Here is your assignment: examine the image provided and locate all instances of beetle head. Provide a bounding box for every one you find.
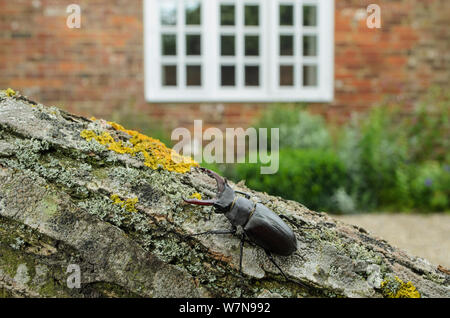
[183,168,235,213]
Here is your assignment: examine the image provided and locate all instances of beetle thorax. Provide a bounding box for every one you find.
[224,196,254,227]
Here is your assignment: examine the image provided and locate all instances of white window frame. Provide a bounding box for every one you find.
[144,0,334,102]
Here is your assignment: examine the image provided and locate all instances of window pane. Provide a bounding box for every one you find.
[303,35,317,56]
[303,65,317,86]
[221,65,235,86]
[220,5,235,26]
[162,34,176,56]
[185,0,201,25]
[162,65,177,86]
[221,35,235,56]
[279,5,293,26]
[245,35,259,56]
[186,34,201,55]
[303,5,317,26]
[244,5,259,26]
[160,2,177,26]
[245,65,259,86]
[280,35,293,56]
[186,65,201,86]
[280,65,294,86]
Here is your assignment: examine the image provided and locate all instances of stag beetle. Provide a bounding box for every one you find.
[183,168,297,280]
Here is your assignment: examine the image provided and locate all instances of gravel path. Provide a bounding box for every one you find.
[334,213,450,268]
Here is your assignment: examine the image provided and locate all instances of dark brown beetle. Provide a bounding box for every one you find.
[183,168,297,279]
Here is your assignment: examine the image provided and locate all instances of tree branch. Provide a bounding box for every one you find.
[0,90,448,297]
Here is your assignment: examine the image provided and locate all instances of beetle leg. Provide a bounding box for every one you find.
[188,228,237,236]
[182,198,216,206]
[187,225,237,237]
[265,252,309,288]
[239,235,245,273]
[264,251,290,282]
[235,190,251,199]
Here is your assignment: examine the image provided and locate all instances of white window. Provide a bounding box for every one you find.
[144,0,334,102]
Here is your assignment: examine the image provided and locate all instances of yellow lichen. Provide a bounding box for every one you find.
[381,276,421,298]
[110,194,122,205]
[123,197,139,213]
[190,192,202,200]
[110,194,139,213]
[80,120,198,173]
[4,88,16,97]
[80,130,99,141]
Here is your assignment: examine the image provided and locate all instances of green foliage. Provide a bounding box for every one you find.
[202,162,240,181]
[211,88,449,214]
[234,149,346,212]
[409,162,450,211]
[253,104,332,151]
[336,89,449,212]
[337,107,410,210]
[402,87,450,163]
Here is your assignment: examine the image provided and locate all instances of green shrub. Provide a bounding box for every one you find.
[410,161,450,211]
[336,94,449,213]
[201,162,240,181]
[402,87,450,163]
[204,96,449,213]
[234,149,346,212]
[337,107,410,210]
[253,104,332,151]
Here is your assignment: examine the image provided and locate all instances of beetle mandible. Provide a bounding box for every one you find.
[183,168,297,279]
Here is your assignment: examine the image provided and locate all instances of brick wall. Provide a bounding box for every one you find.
[1,0,448,134]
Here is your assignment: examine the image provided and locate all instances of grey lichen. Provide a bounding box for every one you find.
[7,138,49,169]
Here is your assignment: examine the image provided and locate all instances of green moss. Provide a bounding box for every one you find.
[92,167,109,180]
[0,217,83,297]
[39,194,59,217]
[84,282,140,298]
[38,279,60,297]
[0,245,30,278]
[0,220,36,278]
[380,276,421,298]
[0,287,14,298]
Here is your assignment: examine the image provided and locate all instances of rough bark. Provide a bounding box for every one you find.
[0,90,448,298]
